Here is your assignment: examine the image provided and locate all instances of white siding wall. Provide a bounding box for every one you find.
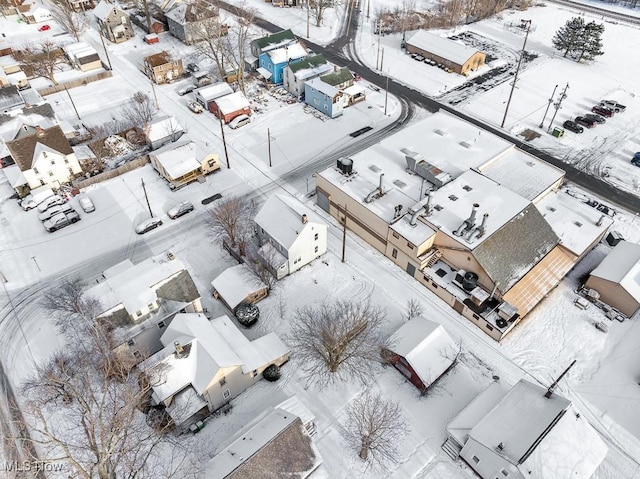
[24,152,82,189]
[460,438,523,479]
[287,221,328,275]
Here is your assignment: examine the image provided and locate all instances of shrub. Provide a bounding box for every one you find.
[235,302,259,328]
[263,364,281,382]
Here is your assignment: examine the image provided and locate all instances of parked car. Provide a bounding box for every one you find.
[584,113,606,124]
[413,54,425,62]
[178,85,195,96]
[77,194,95,213]
[187,63,200,73]
[168,201,194,219]
[228,114,250,129]
[187,101,204,114]
[37,195,65,213]
[563,120,584,134]
[43,211,80,232]
[38,24,51,31]
[591,105,614,117]
[632,152,640,167]
[38,204,75,222]
[20,188,54,211]
[135,217,163,234]
[575,116,596,128]
[600,100,626,113]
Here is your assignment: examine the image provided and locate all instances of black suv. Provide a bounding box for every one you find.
[563,120,584,134]
[584,113,606,124]
[575,116,596,128]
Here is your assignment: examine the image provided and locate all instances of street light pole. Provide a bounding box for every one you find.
[64,85,81,120]
[539,84,558,129]
[267,128,272,167]
[547,82,569,134]
[219,116,230,169]
[501,19,532,129]
[384,73,389,115]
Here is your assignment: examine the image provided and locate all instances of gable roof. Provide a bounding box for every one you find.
[320,66,353,86]
[253,29,296,51]
[93,0,119,21]
[145,51,171,67]
[211,264,267,310]
[288,54,327,73]
[152,140,199,178]
[166,0,217,23]
[214,91,249,115]
[590,241,640,300]
[265,43,307,65]
[0,85,24,111]
[195,82,233,102]
[146,115,184,143]
[254,194,326,250]
[387,316,457,389]
[5,125,72,171]
[407,30,481,65]
[306,77,338,98]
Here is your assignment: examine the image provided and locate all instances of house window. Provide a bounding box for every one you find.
[314,233,318,241]
[48,171,54,177]
[314,246,318,253]
[501,470,509,477]
[64,158,69,164]
[392,232,399,239]
[127,338,135,346]
[407,242,414,250]
[39,179,45,186]
[313,98,319,106]
[223,388,230,399]
[219,377,226,386]
[323,104,328,111]
[157,321,166,329]
[148,303,155,310]
[472,455,480,464]
[485,324,494,331]
[50,159,55,165]
[33,167,39,174]
[392,248,397,259]
[133,351,141,359]
[68,168,73,174]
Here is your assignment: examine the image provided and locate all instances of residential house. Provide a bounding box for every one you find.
[144,51,184,84]
[304,77,344,118]
[585,240,640,317]
[257,42,307,84]
[93,0,134,43]
[166,0,220,45]
[443,379,607,479]
[192,70,212,87]
[0,85,25,113]
[20,6,52,23]
[149,138,220,189]
[315,111,611,340]
[382,316,458,393]
[194,82,233,111]
[204,396,321,479]
[271,0,300,6]
[0,55,29,90]
[406,30,485,75]
[4,125,81,193]
[144,115,184,150]
[0,102,57,168]
[254,194,328,279]
[319,66,354,90]
[283,54,333,98]
[146,312,289,431]
[248,28,297,70]
[342,84,367,106]
[210,91,251,123]
[63,42,102,72]
[85,254,203,360]
[211,264,268,313]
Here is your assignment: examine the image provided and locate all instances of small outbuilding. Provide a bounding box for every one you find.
[584,241,640,317]
[382,316,458,392]
[211,264,268,312]
[194,82,233,110]
[210,91,251,124]
[406,30,485,75]
[145,115,184,150]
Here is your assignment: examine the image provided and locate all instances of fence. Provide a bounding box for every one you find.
[37,69,113,96]
[72,155,149,189]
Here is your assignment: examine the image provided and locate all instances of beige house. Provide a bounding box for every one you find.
[94,0,134,43]
[315,112,611,340]
[585,241,640,317]
[144,51,184,84]
[406,30,485,75]
[146,313,289,432]
[149,138,220,189]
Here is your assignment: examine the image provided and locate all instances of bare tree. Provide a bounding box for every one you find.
[342,391,408,466]
[311,0,341,27]
[287,299,387,387]
[50,0,88,41]
[404,298,425,321]
[17,41,66,85]
[207,196,254,256]
[121,91,157,133]
[246,250,279,292]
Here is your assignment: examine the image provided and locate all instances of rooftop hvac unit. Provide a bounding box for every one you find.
[337,158,353,176]
[497,301,518,321]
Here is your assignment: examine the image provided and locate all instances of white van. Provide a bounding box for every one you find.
[228,114,250,129]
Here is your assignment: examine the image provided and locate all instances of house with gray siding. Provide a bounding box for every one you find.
[165,0,220,45]
[94,0,134,43]
[304,77,344,118]
[283,54,333,98]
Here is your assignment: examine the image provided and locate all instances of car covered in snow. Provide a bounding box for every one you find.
[43,211,80,232]
[37,195,65,213]
[77,194,95,213]
[187,101,204,114]
[167,201,194,219]
[600,100,625,113]
[135,217,163,234]
[575,116,596,129]
[38,203,75,222]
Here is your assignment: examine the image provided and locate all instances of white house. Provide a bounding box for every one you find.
[149,138,220,190]
[146,313,289,431]
[254,195,328,279]
[444,379,607,479]
[211,264,268,312]
[145,115,185,150]
[382,316,458,392]
[85,254,203,360]
[282,54,333,98]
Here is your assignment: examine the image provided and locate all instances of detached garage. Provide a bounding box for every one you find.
[585,241,640,317]
[406,30,485,75]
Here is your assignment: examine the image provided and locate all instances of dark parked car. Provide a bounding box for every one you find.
[575,116,596,128]
[563,120,584,133]
[584,113,606,124]
[632,152,640,167]
[591,105,614,118]
[187,63,199,73]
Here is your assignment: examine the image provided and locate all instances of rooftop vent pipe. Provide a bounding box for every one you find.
[364,173,385,203]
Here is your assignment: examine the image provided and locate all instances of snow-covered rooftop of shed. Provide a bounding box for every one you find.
[478,148,565,201]
[407,30,481,65]
[387,316,458,389]
[306,77,338,97]
[535,191,613,256]
[195,82,233,102]
[211,264,266,310]
[152,140,200,179]
[146,116,183,143]
[590,240,640,301]
[214,91,249,114]
[266,43,308,64]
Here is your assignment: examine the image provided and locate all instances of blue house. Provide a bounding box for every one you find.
[304,77,344,118]
[257,42,307,85]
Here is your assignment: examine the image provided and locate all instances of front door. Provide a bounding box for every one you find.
[406,262,416,277]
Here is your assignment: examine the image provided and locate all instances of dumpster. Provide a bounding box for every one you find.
[551,127,564,138]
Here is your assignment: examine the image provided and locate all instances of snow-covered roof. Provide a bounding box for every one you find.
[535,191,613,257]
[211,264,267,310]
[146,116,184,143]
[254,194,326,250]
[305,77,338,98]
[590,241,640,301]
[151,139,200,179]
[166,385,208,426]
[195,82,233,102]
[407,30,481,65]
[390,213,436,247]
[266,42,307,65]
[214,91,249,115]
[343,84,366,96]
[276,395,315,427]
[468,379,571,464]
[93,0,117,21]
[387,316,457,388]
[2,164,27,188]
[63,42,98,61]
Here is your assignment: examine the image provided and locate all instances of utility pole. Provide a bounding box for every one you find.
[150,81,159,109]
[219,116,230,169]
[501,19,532,129]
[64,85,81,120]
[545,360,576,398]
[141,178,153,217]
[341,204,348,263]
[376,20,382,70]
[267,128,272,167]
[380,46,385,71]
[547,83,569,134]
[384,73,389,115]
[345,0,355,38]
[367,0,370,19]
[99,32,112,71]
[306,0,310,38]
[539,84,558,129]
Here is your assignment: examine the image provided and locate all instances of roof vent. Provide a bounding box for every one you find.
[462,185,472,191]
[546,206,556,212]
[393,179,407,188]
[434,129,446,136]
[574,221,582,227]
[459,141,472,148]
[368,165,381,173]
[433,205,443,211]
[448,195,458,201]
